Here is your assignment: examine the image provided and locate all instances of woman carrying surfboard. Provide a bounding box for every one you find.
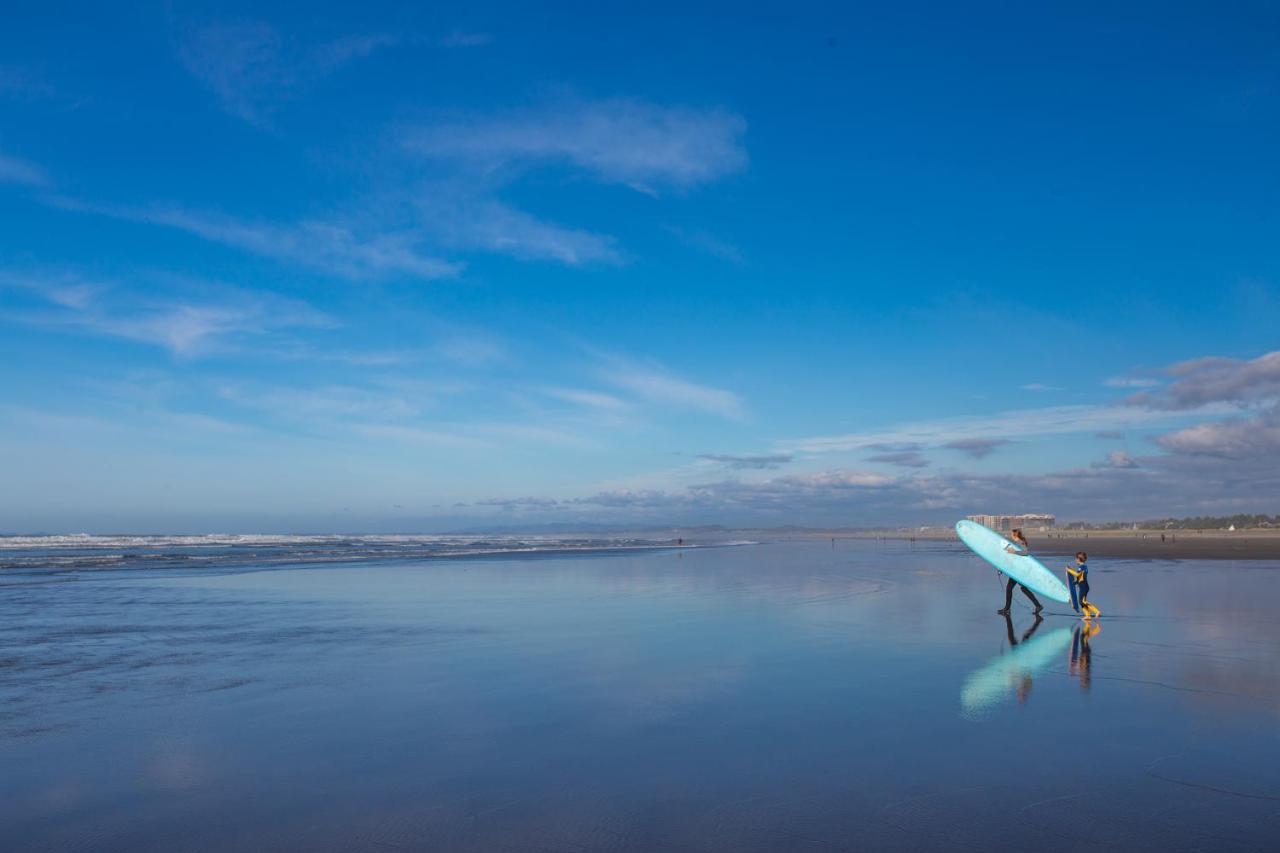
[954,520,1071,611]
[998,529,1043,615]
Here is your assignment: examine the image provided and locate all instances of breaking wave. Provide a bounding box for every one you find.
[0,534,738,572]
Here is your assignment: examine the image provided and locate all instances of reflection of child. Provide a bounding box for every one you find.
[1065,551,1100,619]
[1069,621,1100,691]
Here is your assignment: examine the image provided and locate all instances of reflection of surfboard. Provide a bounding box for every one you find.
[961,627,1073,716]
[954,520,1071,603]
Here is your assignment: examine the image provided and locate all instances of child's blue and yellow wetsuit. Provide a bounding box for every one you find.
[1066,562,1099,617]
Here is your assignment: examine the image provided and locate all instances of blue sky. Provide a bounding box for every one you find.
[2,1,1279,532]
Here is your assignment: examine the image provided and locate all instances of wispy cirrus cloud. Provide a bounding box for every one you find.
[0,151,47,187]
[219,382,423,422]
[404,97,747,194]
[398,98,747,266]
[52,198,460,281]
[0,269,329,356]
[175,20,399,124]
[543,388,630,411]
[347,423,485,449]
[176,20,287,123]
[128,206,460,280]
[598,358,744,420]
[309,33,400,70]
[92,303,320,357]
[416,194,621,265]
[0,269,98,308]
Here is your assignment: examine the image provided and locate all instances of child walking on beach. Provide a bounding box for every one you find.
[1065,551,1100,619]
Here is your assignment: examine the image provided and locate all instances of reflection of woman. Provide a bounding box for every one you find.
[998,529,1044,615]
[1003,611,1043,704]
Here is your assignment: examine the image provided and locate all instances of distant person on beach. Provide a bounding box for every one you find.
[1065,551,1099,619]
[998,528,1043,615]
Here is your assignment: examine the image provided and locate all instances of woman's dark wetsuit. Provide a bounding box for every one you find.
[998,537,1043,614]
[1001,576,1043,612]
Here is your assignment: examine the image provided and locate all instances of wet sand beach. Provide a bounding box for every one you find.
[798,528,1280,560]
[3,539,1279,851]
[1026,531,1280,560]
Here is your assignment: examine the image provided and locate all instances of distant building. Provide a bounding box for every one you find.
[966,513,1056,531]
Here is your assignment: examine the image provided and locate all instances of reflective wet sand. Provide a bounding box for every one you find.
[2,540,1278,851]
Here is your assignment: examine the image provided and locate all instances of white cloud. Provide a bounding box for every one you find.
[1104,376,1160,388]
[175,21,399,124]
[865,450,930,468]
[95,303,291,356]
[1131,350,1280,410]
[176,21,289,123]
[600,360,744,420]
[944,437,1013,459]
[1155,410,1280,457]
[544,388,630,411]
[0,270,98,308]
[780,403,1227,455]
[56,199,461,281]
[417,195,621,265]
[699,453,792,470]
[1094,450,1139,469]
[348,423,485,449]
[0,151,46,187]
[404,97,747,193]
[310,34,400,70]
[219,383,422,421]
[1,269,329,356]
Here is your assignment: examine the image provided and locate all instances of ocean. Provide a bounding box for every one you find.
[2,538,1276,851]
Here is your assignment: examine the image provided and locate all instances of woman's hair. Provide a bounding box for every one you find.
[1076,551,1087,561]
[1011,528,1026,541]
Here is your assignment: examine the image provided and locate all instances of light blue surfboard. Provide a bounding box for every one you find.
[954,519,1071,603]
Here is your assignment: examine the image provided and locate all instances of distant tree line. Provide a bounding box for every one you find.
[1062,514,1279,530]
